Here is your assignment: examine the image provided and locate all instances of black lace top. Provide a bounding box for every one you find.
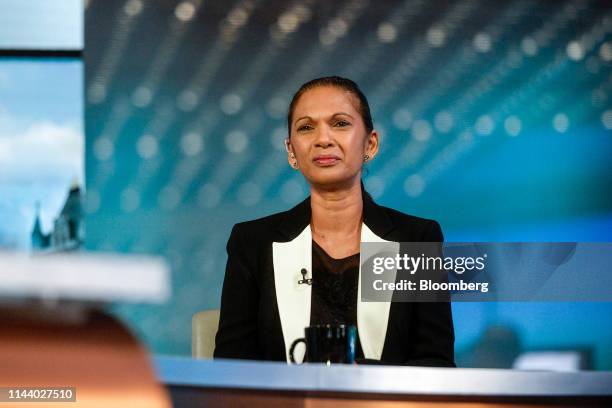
[310,239,364,358]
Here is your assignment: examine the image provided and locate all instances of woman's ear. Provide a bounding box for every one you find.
[285,138,299,169]
[284,138,292,153]
[365,130,380,160]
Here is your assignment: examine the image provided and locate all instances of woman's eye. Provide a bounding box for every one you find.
[334,120,350,127]
[297,124,313,131]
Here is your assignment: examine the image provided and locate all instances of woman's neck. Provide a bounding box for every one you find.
[310,180,363,242]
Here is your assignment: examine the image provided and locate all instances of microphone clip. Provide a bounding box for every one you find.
[298,268,312,285]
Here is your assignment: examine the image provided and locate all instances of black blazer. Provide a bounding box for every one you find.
[214,191,455,367]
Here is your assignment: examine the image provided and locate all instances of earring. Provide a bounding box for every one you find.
[363,154,370,162]
[289,153,298,169]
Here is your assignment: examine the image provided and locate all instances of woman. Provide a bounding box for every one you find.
[214,76,454,366]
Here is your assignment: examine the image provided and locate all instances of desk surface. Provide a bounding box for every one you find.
[154,355,612,397]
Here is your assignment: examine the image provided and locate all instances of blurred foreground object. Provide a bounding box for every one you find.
[0,252,169,302]
[0,252,171,408]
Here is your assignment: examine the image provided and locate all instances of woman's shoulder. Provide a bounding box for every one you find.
[379,204,440,226]
[374,203,444,242]
[230,209,290,237]
[229,197,309,244]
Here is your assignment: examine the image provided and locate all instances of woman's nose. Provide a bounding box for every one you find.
[313,125,334,147]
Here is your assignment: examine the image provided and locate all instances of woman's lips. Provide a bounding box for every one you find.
[313,155,340,166]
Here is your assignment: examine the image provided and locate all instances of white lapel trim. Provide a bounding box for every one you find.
[359,224,396,360]
[272,225,311,363]
[273,223,396,363]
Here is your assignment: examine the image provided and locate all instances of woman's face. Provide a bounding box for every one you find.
[287,86,378,189]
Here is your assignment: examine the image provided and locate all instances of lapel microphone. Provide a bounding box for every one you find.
[298,268,312,285]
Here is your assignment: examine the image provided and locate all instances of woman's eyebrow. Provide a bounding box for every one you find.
[331,112,354,118]
[294,112,354,124]
[294,116,312,124]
